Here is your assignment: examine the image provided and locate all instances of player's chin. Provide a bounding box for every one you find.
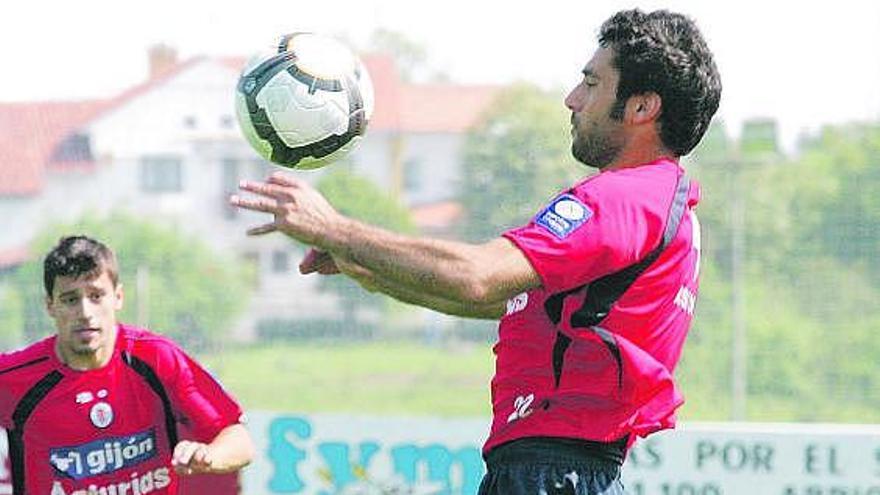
[70,336,102,354]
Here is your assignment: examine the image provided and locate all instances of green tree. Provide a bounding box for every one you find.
[675,260,733,420]
[797,124,880,283]
[0,284,24,349]
[3,212,252,351]
[315,169,416,327]
[683,119,880,422]
[459,83,584,241]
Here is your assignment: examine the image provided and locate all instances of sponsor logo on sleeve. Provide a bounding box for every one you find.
[50,430,157,480]
[535,194,592,239]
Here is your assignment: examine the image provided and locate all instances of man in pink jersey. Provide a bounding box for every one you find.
[231,8,720,494]
[0,236,255,495]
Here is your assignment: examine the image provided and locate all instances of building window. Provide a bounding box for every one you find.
[272,250,290,273]
[404,158,423,193]
[51,134,94,162]
[140,156,183,193]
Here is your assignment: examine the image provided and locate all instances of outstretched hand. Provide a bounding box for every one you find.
[229,171,344,248]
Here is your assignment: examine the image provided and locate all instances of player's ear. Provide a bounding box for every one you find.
[626,92,662,125]
[114,283,124,311]
[45,294,56,317]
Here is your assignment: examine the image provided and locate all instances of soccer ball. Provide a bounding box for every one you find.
[234,33,374,170]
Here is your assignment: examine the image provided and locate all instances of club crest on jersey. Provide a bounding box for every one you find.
[90,401,114,429]
[535,194,592,238]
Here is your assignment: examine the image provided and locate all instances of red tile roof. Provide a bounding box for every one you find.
[219,56,248,73]
[400,84,498,133]
[0,100,109,195]
[0,54,500,198]
[0,59,199,197]
[219,54,493,133]
[362,55,402,132]
[0,245,29,268]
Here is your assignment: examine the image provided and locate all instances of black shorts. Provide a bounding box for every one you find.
[478,437,628,495]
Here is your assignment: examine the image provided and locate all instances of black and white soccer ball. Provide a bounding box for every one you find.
[235,33,374,170]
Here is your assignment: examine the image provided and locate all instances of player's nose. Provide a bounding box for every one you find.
[564,87,581,111]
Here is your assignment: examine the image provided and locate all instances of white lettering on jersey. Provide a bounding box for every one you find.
[505,293,529,316]
[507,393,535,423]
[674,286,697,315]
[690,210,702,282]
[50,467,170,495]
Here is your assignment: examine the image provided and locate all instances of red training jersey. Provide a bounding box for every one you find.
[0,324,244,495]
[487,158,701,453]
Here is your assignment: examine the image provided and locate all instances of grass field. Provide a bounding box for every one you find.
[199,341,495,417]
[197,340,773,422]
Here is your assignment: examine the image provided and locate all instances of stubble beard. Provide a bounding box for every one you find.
[571,99,626,169]
[572,131,616,168]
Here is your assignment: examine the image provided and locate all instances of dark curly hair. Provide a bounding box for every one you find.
[44,236,119,297]
[599,9,722,156]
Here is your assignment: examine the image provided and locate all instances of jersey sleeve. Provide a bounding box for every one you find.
[503,186,656,293]
[163,345,245,442]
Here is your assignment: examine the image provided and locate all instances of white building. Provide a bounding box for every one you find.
[0,47,500,339]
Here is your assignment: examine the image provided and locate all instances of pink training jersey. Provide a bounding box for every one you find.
[0,324,244,495]
[487,158,701,454]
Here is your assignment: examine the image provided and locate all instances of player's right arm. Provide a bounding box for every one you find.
[172,423,254,474]
[301,249,506,319]
[142,336,254,474]
[231,173,542,309]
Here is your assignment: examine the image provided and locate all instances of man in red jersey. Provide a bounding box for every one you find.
[0,236,254,495]
[231,8,720,494]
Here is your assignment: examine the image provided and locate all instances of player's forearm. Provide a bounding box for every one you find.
[352,265,504,319]
[205,424,254,473]
[380,280,504,319]
[323,217,505,305]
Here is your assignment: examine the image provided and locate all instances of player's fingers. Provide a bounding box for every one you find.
[172,442,197,466]
[247,223,278,236]
[192,445,213,467]
[300,249,339,274]
[238,180,294,201]
[230,194,279,213]
[267,171,303,187]
[317,263,341,275]
[174,465,194,475]
[299,248,322,273]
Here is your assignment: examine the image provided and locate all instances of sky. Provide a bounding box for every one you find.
[2,0,879,151]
